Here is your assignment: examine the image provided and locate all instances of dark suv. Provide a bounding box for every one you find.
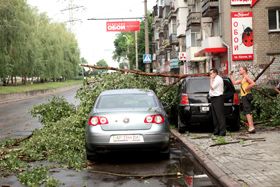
[177,76,240,133]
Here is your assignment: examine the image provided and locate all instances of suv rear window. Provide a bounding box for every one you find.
[185,77,235,95]
[187,79,210,93]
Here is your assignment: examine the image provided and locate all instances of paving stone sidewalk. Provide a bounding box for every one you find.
[172,128,280,187]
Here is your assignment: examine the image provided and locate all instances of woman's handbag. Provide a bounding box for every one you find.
[246,93,253,102]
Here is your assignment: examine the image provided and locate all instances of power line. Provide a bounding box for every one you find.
[60,0,85,31]
[87,17,144,21]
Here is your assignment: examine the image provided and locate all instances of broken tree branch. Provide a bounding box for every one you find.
[236,137,265,141]
[88,170,182,179]
[81,64,208,79]
[254,57,275,82]
[210,141,241,147]
[254,87,275,100]
[158,78,182,98]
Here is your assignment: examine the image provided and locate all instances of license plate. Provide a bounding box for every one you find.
[200,106,209,112]
[110,135,144,143]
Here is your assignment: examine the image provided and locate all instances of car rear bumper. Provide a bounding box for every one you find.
[86,132,170,152]
[178,105,240,124]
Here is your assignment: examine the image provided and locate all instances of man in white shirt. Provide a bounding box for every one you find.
[209,68,226,136]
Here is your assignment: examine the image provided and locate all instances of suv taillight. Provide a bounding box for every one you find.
[180,94,189,105]
[88,116,108,126]
[233,93,239,105]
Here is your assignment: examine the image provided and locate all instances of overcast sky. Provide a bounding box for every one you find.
[27,0,155,67]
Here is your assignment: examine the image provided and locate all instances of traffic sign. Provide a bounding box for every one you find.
[179,52,187,61]
[143,54,152,63]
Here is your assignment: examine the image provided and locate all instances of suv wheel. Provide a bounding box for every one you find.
[177,115,186,133]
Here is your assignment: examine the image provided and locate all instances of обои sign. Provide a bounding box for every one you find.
[106,21,140,32]
[231,12,254,61]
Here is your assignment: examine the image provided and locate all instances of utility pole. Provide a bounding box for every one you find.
[144,0,150,72]
[135,31,138,70]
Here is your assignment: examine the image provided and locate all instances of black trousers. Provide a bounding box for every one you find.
[210,96,226,135]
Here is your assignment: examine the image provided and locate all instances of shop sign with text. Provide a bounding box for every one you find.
[231,0,251,5]
[106,21,140,32]
[231,12,254,61]
[231,0,259,7]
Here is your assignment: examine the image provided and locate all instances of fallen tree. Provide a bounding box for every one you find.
[81,64,208,79]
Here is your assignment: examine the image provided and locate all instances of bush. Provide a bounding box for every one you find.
[31,97,76,124]
[252,88,280,126]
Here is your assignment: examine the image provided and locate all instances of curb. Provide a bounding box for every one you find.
[170,129,241,187]
[0,84,81,105]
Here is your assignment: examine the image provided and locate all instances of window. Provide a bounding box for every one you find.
[187,78,210,93]
[97,94,157,109]
[268,9,280,31]
[186,30,201,48]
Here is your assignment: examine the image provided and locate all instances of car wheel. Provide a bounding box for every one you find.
[86,151,99,161]
[160,147,170,160]
[229,115,240,132]
[177,115,186,133]
[86,146,99,161]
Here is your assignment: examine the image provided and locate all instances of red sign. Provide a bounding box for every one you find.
[106,21,140,32]
[231,12,254,61]
[231,0,259,7]
[231,0,252,5]
[251,0,259,7]
[179,52,187,61]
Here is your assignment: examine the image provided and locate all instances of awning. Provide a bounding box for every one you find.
[195,47,227,57]
[190,56,208,62]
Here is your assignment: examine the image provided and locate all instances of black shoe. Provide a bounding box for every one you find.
[219,132,226,136]
[213,132,219,136]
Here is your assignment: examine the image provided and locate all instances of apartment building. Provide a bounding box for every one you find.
[152,0,187,77]
[152,0,280,82]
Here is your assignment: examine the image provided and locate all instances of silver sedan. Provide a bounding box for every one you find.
[85,89,170,160]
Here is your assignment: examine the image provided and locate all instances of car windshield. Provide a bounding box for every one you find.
[187,79,210,93]
[96,93,157,109]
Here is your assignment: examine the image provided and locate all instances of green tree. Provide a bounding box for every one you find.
[113,14,153,71]
[0,0,81,85]
[93,59,108,74]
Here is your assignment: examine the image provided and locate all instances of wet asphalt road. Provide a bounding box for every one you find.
[0,86,80,140]
[0,87,216,187]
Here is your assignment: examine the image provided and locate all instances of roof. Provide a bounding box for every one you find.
[100,89,154,95]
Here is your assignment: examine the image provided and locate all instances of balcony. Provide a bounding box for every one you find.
[187,12,201,27]
[168,9,176,21]
[162,39,170,49]
[201,0,219,18]
[169,34,179,45]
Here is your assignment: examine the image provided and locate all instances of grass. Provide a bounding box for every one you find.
[0,80,82,94]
